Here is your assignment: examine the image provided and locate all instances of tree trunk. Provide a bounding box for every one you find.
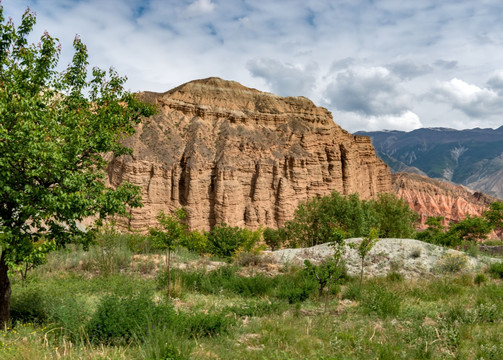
[0,251,11,328]
[167,248,171,299]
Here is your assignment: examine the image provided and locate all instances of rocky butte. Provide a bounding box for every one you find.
[107,77,392,231]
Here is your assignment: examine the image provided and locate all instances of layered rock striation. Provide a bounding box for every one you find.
[108,77,392,231]
[392,172,495,228]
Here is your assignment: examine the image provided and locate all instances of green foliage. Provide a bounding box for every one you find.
[181,229,208,255]
[303,258,345,297]
[275,272,317,304]
[263,227,287,251]
[284,191,417,248]
[483,201,503,230]
[488,262,503,279]
[437,253,468,273]
[372,193,417,238]
[91,227,132,275]
[206,223,247,259]
[360,282,401,317]
[474,273,487,286]
[357,227,379,285]
[179,311,234,338]
[86,294,173,345]
[0,6,155,324]
[448,214,492,242]
[149,209,188,254]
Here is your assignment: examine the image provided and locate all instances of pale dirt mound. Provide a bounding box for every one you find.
[266,238,497,278]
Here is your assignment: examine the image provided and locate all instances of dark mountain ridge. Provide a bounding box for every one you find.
[356,127,503,199]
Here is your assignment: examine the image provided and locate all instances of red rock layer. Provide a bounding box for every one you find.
[392,172,495,228]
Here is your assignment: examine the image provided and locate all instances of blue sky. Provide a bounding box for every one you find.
[3,0,503,132]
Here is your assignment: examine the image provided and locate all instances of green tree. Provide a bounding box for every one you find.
[448,214,492,243]
[371,193,418,238]
[483,201,503,231]
[357,227,379,285]
[149,209,188,298]
[207,223,247,259]
[0,8,154,325]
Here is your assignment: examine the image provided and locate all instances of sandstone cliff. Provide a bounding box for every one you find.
[392,172,495,228]
[107,77,392,231]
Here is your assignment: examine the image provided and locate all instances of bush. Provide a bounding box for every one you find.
[207,223,247,258]
[86,294,174,345]
[437,253,468,273]
[284,191,417,248]
[263,227,287,251]
[274,272,317,303]
[488,262,503,279]
[360,284,401,317]
[474,273,487,286]
[10,287,46,324]
[178,311,234,338]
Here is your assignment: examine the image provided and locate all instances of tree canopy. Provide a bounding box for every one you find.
[0,7,154,325]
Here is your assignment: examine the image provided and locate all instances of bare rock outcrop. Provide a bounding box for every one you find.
[392,172,495,228]
[108,77,392,231]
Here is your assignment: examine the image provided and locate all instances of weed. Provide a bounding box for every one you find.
[360,283,401,318]
[437,253,468,273]
[488,262,503,279]
[409,247,422,259]
[474,273,487,286]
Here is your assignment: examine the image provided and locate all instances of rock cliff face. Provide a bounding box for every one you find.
[107,77,392,231]
[392,172,495,228]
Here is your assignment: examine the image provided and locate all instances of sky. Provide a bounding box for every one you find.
[3,0,503,133]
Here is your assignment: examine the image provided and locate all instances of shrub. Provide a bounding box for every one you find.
[342,282,363,301]
[474,273,487,286]
[437,253,468,273]
[275,272,317,304]
[207,223,247,258]
[181,229,208,255]
[91,229,133,275]
[263,227,287,251]
[386,272,404,282]
[284,191,417,248]
[360,284,401,317]
[86,294,174,345]
[10,287,46,324]
[178,311,234,338]
[488,262,503,279]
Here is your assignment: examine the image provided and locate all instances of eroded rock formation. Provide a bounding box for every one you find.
[392,172,495,228]
[108,77,392,231]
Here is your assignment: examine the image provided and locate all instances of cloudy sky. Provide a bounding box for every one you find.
[3,0,503,132]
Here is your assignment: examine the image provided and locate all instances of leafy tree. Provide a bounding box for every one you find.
[357,227,379,285]
[263,227,287,251]
[207,223,246,259]
[149,209,188,298]
[448,214,492,243]
[285,191,417,248]
[0,8,154,325]
[371,193,417,238]
[483,201,503,231]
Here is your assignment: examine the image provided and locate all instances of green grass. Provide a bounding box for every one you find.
[4,243,503,359]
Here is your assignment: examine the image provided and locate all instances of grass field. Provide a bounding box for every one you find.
[2,238,503,360]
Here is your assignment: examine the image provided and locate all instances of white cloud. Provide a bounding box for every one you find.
[4,0,503,131]
[324,66,412,117]
[432,78,503,118]
[187,0,216,15]
[247,58,318,97]
[336,110,422,132]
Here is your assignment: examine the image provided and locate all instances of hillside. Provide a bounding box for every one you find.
[356,127,503,199]
[108,77,391,231]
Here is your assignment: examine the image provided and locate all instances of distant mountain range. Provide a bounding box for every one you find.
[356,127,503,199]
